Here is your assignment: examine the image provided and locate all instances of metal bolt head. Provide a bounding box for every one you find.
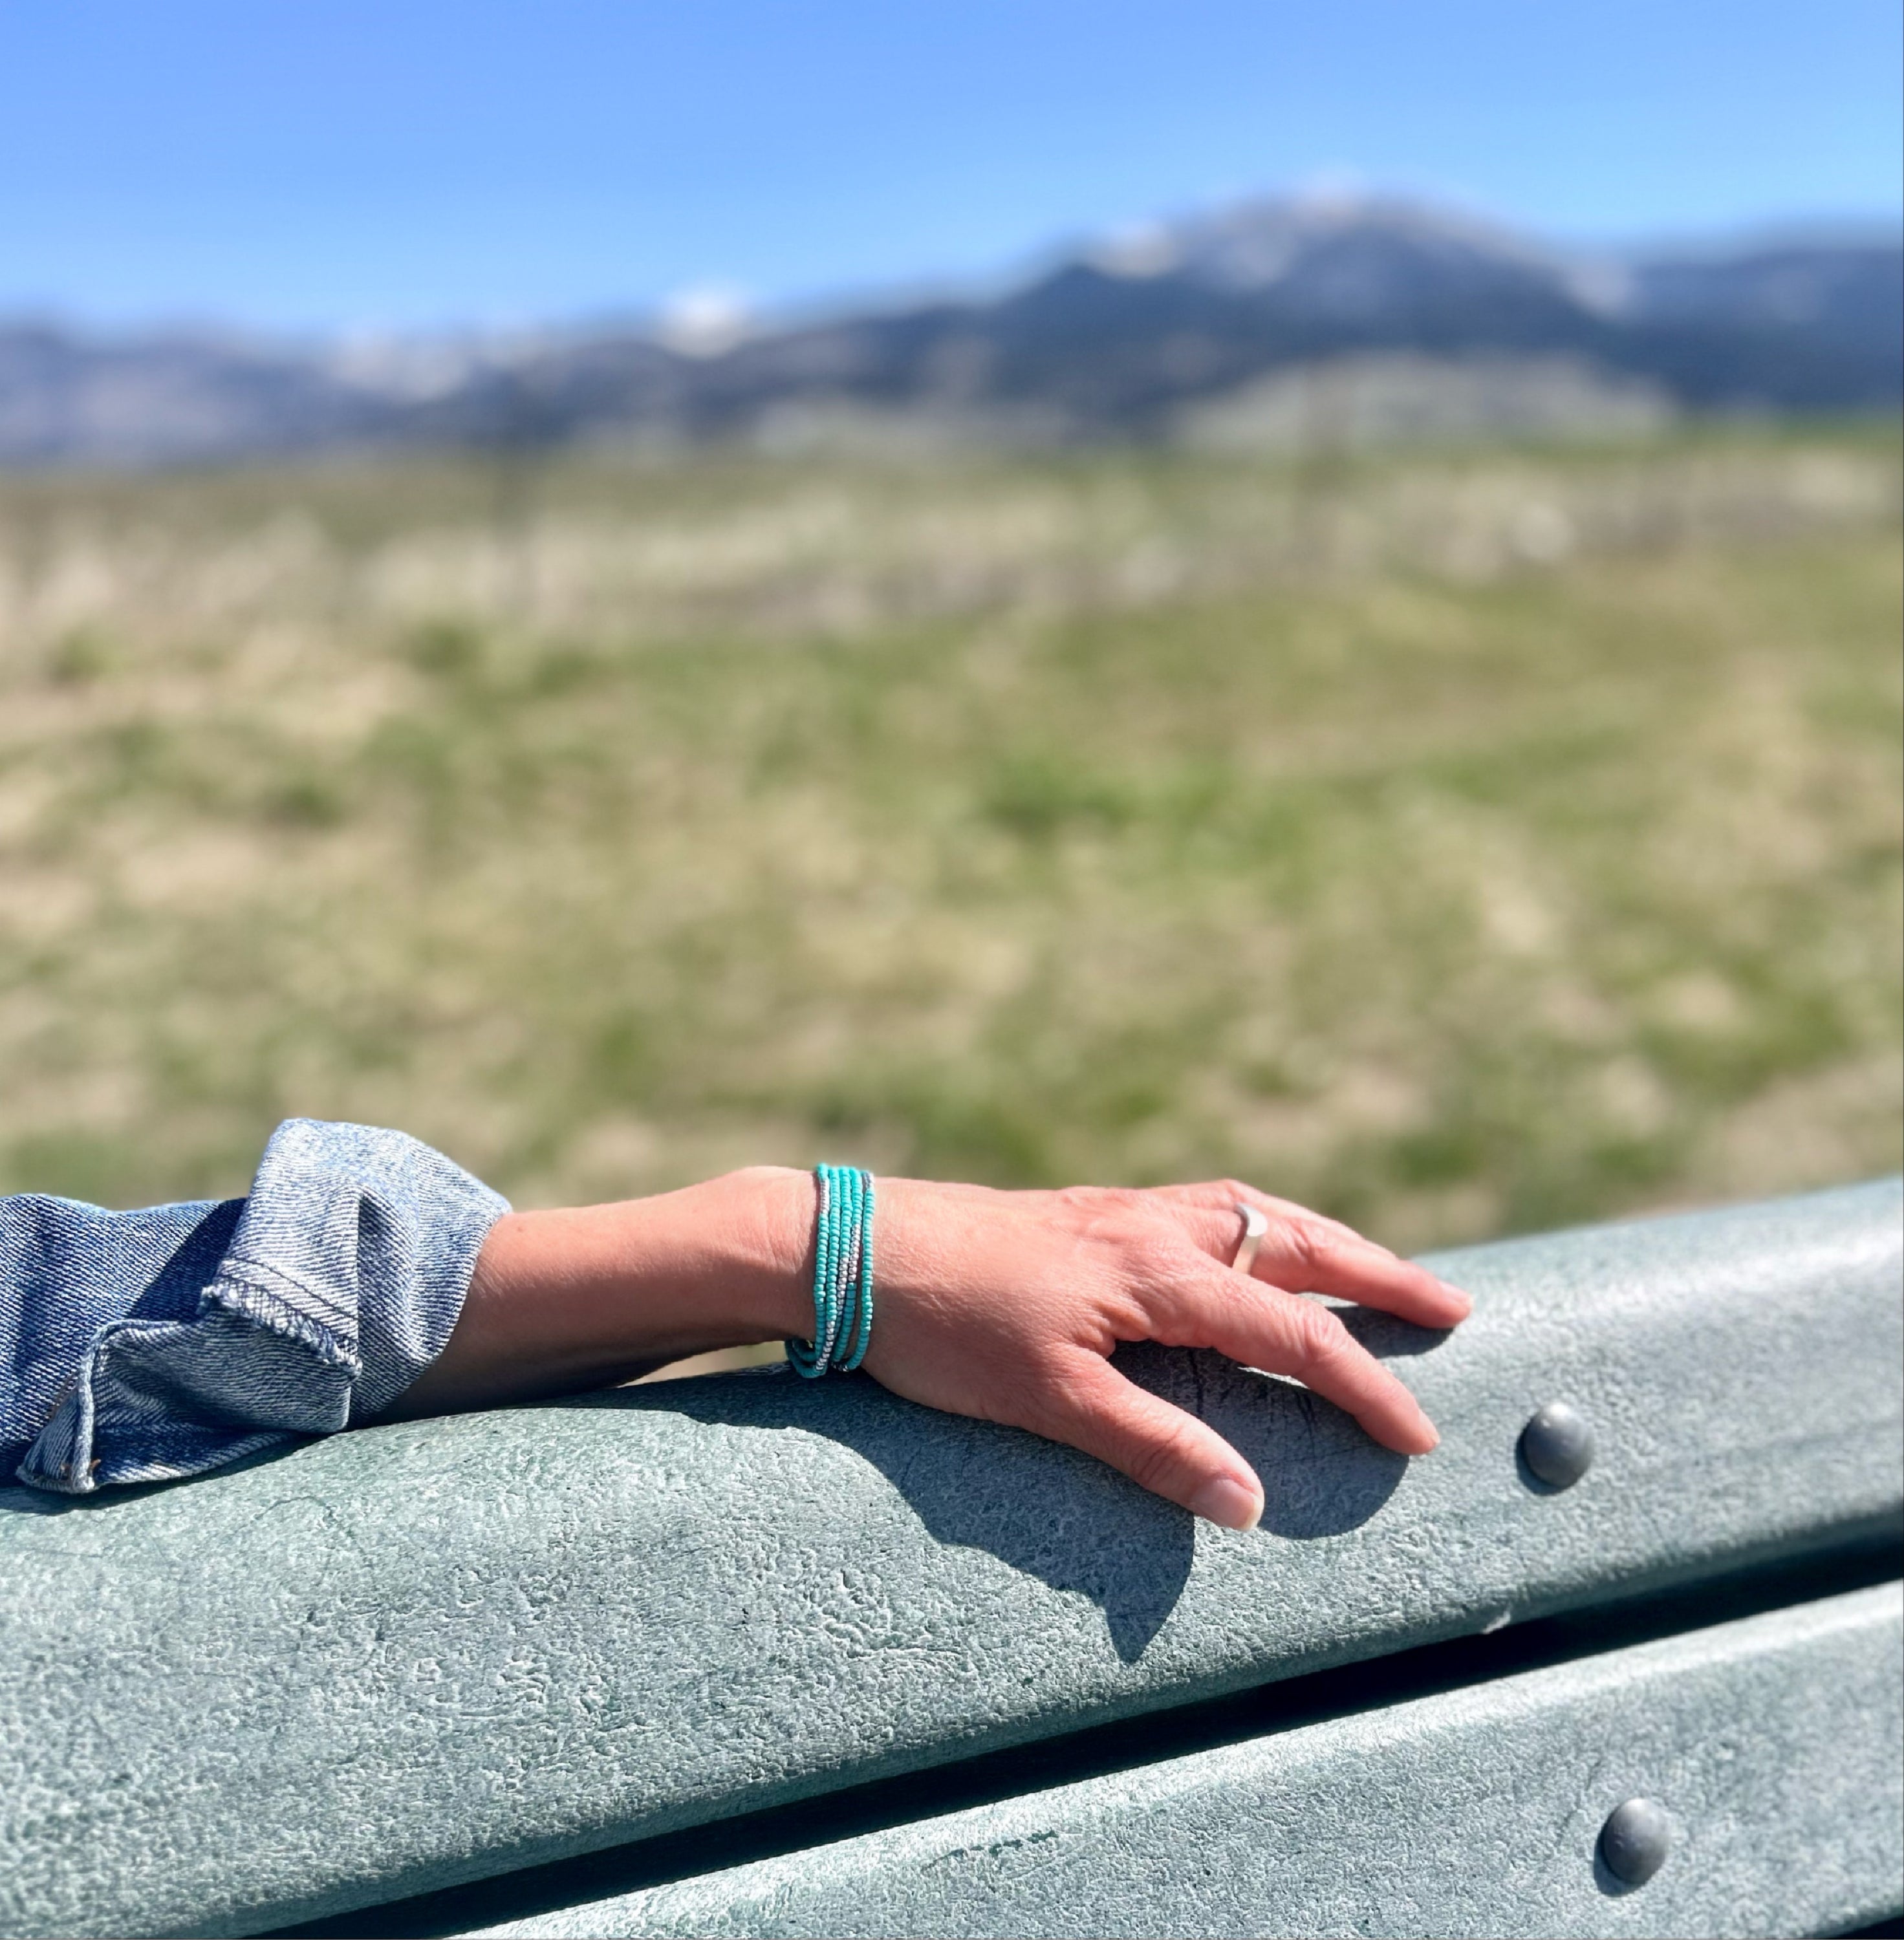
[1520,1400,1594,1490]
[1599,1797,1671,1886]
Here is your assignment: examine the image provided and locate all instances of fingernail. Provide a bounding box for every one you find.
[1190,1475,1263,1531]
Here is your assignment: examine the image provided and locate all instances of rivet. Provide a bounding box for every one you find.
[1599,1797,1671,1886]
[1520,1400,1594,1490]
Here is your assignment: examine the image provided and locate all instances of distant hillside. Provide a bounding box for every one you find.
[3,196,1898,466]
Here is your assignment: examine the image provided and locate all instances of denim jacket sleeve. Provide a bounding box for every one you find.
[1,1118,509,1494]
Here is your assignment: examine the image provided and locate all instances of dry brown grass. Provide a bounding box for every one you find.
[1,429,1898,1260]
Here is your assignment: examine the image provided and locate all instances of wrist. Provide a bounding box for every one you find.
[565,1164,816,1359]
[686,1165,817,1343]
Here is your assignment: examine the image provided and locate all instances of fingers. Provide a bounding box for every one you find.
[1030,1352,1265,1530]
[1257,1225,1470,1328]
[1166,1255,1441,1456]
[1156,1183,1470,1329]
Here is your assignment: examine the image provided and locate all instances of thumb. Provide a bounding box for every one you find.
[1028,1352,1264,1530]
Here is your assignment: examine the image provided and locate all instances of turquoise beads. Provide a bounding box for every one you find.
[787,1165,876,1377]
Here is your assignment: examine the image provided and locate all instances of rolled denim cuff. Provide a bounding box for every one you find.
[18,1119,508,1494]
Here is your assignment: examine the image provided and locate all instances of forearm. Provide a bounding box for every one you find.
[383,1166,817,1416]
[376,1160,1467,1534]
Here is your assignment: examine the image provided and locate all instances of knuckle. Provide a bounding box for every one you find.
[1057,1184,1144,1220]
[1059,1185,1173,1257]
[1124,1416,1200,1494]
[1290,1298,1351,1366]
[1013,1357,1098,1436]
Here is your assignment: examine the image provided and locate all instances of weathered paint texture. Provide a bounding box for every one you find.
[0,1181,1898,1937]
[471,1584,1904,1940]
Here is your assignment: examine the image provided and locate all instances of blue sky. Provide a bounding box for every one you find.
[3,0,1899,332]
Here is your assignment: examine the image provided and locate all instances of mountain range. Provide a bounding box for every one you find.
[2,195,1898,467]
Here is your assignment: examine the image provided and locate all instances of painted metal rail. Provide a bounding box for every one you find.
[469,1584,1904,1940]
[1,1178,1898,1939]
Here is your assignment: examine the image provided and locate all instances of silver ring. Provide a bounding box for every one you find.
[1231,1202,1268,1276]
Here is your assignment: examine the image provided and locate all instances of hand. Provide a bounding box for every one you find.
[391,1169,1469,1531]
[861,1177,1469,1529]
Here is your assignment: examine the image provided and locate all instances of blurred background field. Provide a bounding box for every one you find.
[2,424,1897,1251]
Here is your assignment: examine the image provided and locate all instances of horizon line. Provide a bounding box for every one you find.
[3,188,1899,349]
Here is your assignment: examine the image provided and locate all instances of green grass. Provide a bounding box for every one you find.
[1,430,1898,1253]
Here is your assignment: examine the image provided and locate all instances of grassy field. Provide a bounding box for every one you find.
[1,428,1898,1260]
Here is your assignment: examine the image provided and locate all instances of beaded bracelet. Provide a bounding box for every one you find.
[786,1164,876,1377]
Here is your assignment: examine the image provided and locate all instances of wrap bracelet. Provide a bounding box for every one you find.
[787,1163,875,1376]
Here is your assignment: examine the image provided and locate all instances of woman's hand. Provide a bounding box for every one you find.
[861,1178,1467,1529]
[390,1168,1469,1530]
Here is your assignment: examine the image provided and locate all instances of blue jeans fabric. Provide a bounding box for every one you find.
[1,1119,508,1494]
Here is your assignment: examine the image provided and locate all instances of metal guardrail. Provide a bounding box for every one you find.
[1,1178,1899,1938]
[468,1584,1904,1940]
